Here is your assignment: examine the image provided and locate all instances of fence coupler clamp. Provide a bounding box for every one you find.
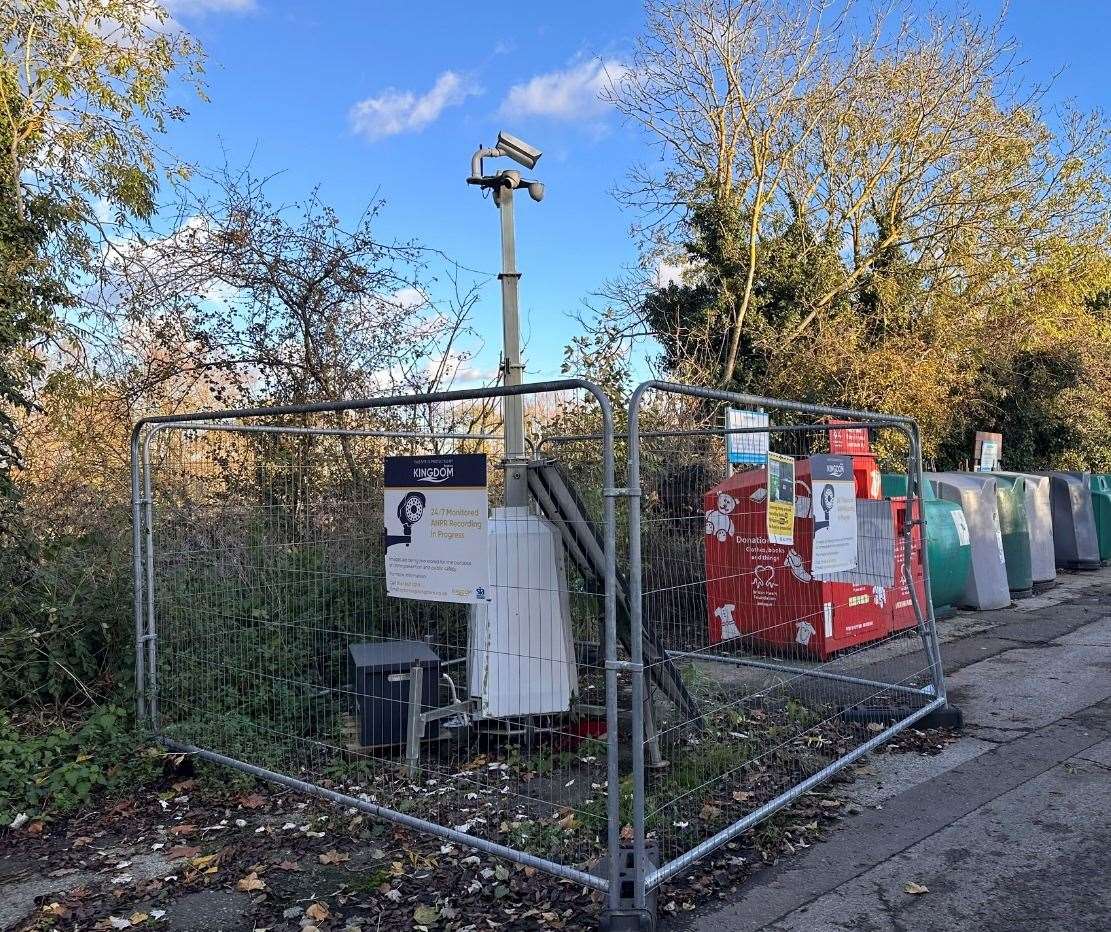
[604,487,640,498]
[606,660,645,674]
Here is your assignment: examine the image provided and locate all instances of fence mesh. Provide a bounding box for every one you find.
[138,391,618,884]
[628,387,942,888]
[135,381,950,920]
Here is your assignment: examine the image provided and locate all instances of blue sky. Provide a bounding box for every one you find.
[161,0,1111,383]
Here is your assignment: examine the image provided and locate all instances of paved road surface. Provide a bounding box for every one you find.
[681,571,1111,932]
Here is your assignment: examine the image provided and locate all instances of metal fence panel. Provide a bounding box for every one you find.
[131,380,620,899]
[625,381,947,905]
[132,377,951,927]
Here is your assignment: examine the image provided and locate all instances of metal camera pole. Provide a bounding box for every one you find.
[468,132,545,508]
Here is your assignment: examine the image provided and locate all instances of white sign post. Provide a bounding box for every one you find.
[383,454,489,603]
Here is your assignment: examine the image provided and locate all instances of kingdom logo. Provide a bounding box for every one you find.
[413,464,454,483]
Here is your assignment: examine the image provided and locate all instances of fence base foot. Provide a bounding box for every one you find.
[840,703,963,730]
[920,703,964,729]
[597,843,658,931]
[600,911,655,931]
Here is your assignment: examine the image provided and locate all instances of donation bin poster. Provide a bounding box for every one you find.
[808,454,858,576]
[766,452,796,545]
[383,453,489,604]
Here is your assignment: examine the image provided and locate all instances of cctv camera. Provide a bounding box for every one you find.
[500,170,522,189]
[527,181,545,202]
[496,131,542,170]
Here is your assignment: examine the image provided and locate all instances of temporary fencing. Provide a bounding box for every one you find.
[132,378,950,928]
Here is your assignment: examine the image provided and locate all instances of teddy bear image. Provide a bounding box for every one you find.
[705,491,738,542]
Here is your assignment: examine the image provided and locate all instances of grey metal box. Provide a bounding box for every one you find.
[349,640,440,748]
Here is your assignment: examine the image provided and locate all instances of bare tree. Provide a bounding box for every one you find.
[605,0,1111,387]
[100,165,485,402]
[607,0,860,383]
[85,166,492,477]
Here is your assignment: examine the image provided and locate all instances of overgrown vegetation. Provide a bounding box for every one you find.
[0,706,156,823]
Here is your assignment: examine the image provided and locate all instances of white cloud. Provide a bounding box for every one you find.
[390,286,427,310]
[162,0,256,14]
[500,59,625,121]
[655,258,690,288]
[349,72,481,140]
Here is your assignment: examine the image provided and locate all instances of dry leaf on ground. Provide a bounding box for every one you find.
[304,902,329,922]
[237,871,267,892]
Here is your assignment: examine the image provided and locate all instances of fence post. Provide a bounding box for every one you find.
[142,431,160,731]
[130,426,146,725]
[624,382,653,927]
[905,423,949,706]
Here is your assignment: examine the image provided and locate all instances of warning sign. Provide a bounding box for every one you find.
[808,455,859,577]
[383,454,489,603]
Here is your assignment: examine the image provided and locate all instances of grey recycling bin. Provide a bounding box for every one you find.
[963,472,1033,599]
[1041,472,1100,571]
[995,472,1056,591]
[927,473,1011,610]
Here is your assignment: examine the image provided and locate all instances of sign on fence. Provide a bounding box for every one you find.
[383,453,489,603]
[808,454,859,576]
[726,408,769,464]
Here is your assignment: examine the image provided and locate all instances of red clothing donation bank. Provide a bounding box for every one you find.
[704,425,925,660]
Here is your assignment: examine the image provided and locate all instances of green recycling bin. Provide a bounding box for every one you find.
[985,473,1035,598]
[1088,477,1111,563]
[994,472,1056,592]
[882,474,972,617]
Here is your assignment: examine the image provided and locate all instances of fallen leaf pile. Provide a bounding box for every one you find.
[0,694,958,931]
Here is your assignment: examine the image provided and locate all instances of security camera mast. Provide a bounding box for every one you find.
[468,132,544,508]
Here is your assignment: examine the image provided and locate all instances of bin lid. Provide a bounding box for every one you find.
[350,640,440,673]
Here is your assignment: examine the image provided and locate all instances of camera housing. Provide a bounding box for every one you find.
[496,131,542,170]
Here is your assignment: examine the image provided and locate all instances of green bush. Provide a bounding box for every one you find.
[0,524,134,710]
[0,705,152,823]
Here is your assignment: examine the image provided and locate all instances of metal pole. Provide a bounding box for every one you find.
[663,650,933,698]
[906,425,948,702]
[142,445,159,730]
[598,400,622,919]
[626,383,649,915]
[496,182,528,507]
[130,428,146,723]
